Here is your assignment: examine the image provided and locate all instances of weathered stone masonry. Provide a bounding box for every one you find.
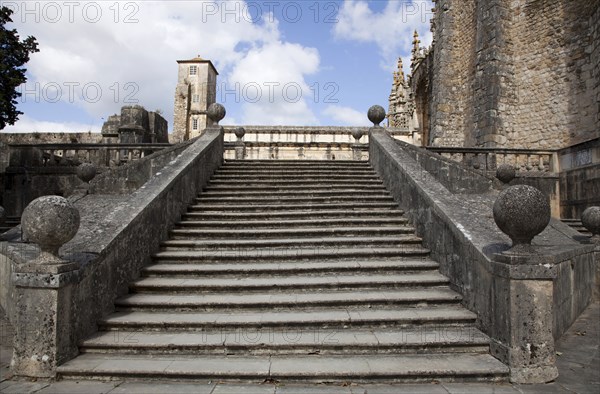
[416,0,599,149]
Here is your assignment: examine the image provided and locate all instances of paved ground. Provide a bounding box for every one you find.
[1,302,598,394]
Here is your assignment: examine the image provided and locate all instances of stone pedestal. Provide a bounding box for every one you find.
[490,252,558,384]
[234,142,246,160]
[11,261,79,378]
[352,144,363,161]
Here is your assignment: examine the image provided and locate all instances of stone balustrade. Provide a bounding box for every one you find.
[426,146,559,174]
[222,125,412,160]
[8,143,172,168]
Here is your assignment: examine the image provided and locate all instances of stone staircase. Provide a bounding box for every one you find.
[57,159,509,383]
[561,218,592,237]
[0,216,20,234]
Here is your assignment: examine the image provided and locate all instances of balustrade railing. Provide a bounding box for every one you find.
[8,143,172,168]
[425,146,559,174]
[222,126,411,160]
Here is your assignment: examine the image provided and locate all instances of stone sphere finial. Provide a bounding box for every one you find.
[493,185,551,251]
[496,164,516,184]
[77,163,97,183]
[21,196,80,259]
[581,207,600,241]
[207,103,226,124]
[367,105,386,127]
[234,127,246,139]
[351,129,363,142]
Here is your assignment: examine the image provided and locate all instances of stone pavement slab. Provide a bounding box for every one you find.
[110,381,214,394]
[350,384,448,393]
[442,382,520,393]
[276,384,352,393]
[0,381,50,394]
[35,380,120,394]
[211,383,276,394]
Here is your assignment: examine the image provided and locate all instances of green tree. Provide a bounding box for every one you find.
[0,6,38,130]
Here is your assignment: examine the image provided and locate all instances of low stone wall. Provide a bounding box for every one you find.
[0,128,224,376]
[90,139,195,194]
[395,140,494,194]
[558,138,600,219]
[370,128,598,382]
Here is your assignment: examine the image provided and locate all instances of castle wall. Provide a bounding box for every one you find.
[426,0,599,149]
[429,0,477,147]
[507,0,599,148]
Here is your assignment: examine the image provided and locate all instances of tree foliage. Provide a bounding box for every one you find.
[0,6,39,130]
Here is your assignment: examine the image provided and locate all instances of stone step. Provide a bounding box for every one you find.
[160,235,423,250]
[204,184,388,192]
[194,195,395,205]
[175,217,410,229]
[199,189,391,198]
[79,326,489,356]
[188,202,399,212]
[141,259,439,276]
[561,219,592,236]
[57,353,509,383]
[115,288,461,310]
[153,247,431,263]
[215,169,377,176]
[98,306,477,331]
[181,209,405,221]
[130,272,449,293]
[208,179,384,186]
[223,159,370,167]
[210,172,381,184]
[169,226,416,239]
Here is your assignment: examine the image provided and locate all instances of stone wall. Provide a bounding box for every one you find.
[508,0,599,148]
[422,0,599,149]
[172,59,218,142]
[90,139,195,194]
[558,138,600,218]
[428,0,477,147]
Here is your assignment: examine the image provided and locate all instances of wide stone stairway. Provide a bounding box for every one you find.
[58,160,509,382]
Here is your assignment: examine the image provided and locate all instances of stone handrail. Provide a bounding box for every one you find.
[425,146,559,173]
[369,127,596,383]
[222,125,413,160]
[223,140,369,161]
[8,143,172,168]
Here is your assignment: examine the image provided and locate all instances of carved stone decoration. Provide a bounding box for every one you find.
[234,127,246,140]
[581,206,600,241]
[77,163,97,183]
[496,164,516,184]
[368,105,386,127]
[207,103,226,125]
[493,185,551,251]
[21,196,80,260]
[351,129,363,142]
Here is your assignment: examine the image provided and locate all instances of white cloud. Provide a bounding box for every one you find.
[4,1,319,130]
[322,105,370,126]
[3,115,101,133]
[227,41,320,125]
[333,0,434,73]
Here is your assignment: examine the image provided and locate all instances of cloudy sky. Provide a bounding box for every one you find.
[3,0,433,133]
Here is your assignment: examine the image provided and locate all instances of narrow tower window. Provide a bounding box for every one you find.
[189,65,197,76]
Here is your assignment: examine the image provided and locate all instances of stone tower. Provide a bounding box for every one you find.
[172,56,218,142]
